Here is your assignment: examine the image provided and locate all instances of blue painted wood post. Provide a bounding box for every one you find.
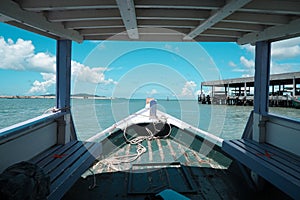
[253,41,271,142]
[56,40,72,144]
[56,40,71,111]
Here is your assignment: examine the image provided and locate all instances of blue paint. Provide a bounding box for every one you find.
[254,41,271,115]
[56,40,72,111]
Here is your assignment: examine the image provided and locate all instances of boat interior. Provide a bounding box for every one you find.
[0,0,300,199]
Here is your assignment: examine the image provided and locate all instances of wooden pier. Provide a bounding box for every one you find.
[200,72,300,107]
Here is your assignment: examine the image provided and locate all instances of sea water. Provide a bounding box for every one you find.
[1,98,300,140]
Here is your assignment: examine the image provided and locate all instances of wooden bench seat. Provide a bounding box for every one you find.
[222,139,300,199]
[29,140,102,200]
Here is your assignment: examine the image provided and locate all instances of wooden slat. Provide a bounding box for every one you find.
[33,141,78,168]
[49,142,101,200]
[261,141,300,164]
[147,140,153,162]
[229,140,300,180]
[159,140,175,163]
[166,139,177,161]
[49,142,95,182]
[156,139,165,162]
[43,141,84,173]
[222,139,300,199]
[240,139,300,174]
[28,140,101,200]
[29,144,63,164]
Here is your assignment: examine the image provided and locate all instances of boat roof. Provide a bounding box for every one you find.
[1,0,300,44]
[202,71,300,87]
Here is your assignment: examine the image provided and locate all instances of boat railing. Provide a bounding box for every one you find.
[0,112,64,143]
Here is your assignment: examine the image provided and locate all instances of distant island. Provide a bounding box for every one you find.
[0,93,116,100]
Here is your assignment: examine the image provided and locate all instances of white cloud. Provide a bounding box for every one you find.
[0,37,117,94]
[147,89,158,96]
[241,37,300,60]
[27,52,56,73]
[0,37,34,70]
[240,56,254,69]
[241,44,255,55]
[238,56,255,77]
[228,61,237,67]
[164,44,180,53]
[272,45,300,59]
[270,62,294,74]
[71,61,116,85]
[28,73,56,94]
[181,81,197,97]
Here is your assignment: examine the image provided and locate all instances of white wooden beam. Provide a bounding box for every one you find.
[116,0,139,39]
[238,18,300,45]
[184,0,252,40]
[0,0,83,42]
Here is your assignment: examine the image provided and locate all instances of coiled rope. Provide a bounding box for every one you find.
[100,116,172,171]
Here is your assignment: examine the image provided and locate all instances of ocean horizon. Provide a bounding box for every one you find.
[1,98,300,141]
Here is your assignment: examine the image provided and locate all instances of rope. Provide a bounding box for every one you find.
[43,106,71,114]
[100,115,172,171]
[88,169,97,190]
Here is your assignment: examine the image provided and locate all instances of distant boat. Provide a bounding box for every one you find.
[292,97,300,108]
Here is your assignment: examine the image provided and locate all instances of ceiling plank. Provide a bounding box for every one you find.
[84,34,185,41]
[241,0,300,15]
[136,9,210,21]
[201,29,243,38]
[135,0,224,10]
[79,28,126,35]
[0,0,83,42]
[20,0,117,11]
[184,0,252,40]
[138,19,198,28]
[238,18,300,44]
[223,12,290,25]
[116,0,139,39]
[47,9,121,22]
[194,35,236,42]
[64,20,124,29]
[212,22,265,32]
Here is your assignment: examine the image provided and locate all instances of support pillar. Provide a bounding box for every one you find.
[200,84,203,98]
[57,40,72,110]
[56,40,73,144]
[244,82,247,97]
[293,76,296,97]
[253,41,271,143]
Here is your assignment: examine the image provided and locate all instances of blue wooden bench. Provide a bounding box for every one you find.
[29,140,101,200]
[222,139,300,199]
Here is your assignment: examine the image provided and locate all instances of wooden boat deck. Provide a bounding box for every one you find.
[63,137,290,200]
[89,138,228,174]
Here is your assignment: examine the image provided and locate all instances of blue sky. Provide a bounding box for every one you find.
[0,22,299,99]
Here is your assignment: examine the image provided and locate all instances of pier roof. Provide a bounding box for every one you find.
[1,0,300,44]
[202,72,300,88]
